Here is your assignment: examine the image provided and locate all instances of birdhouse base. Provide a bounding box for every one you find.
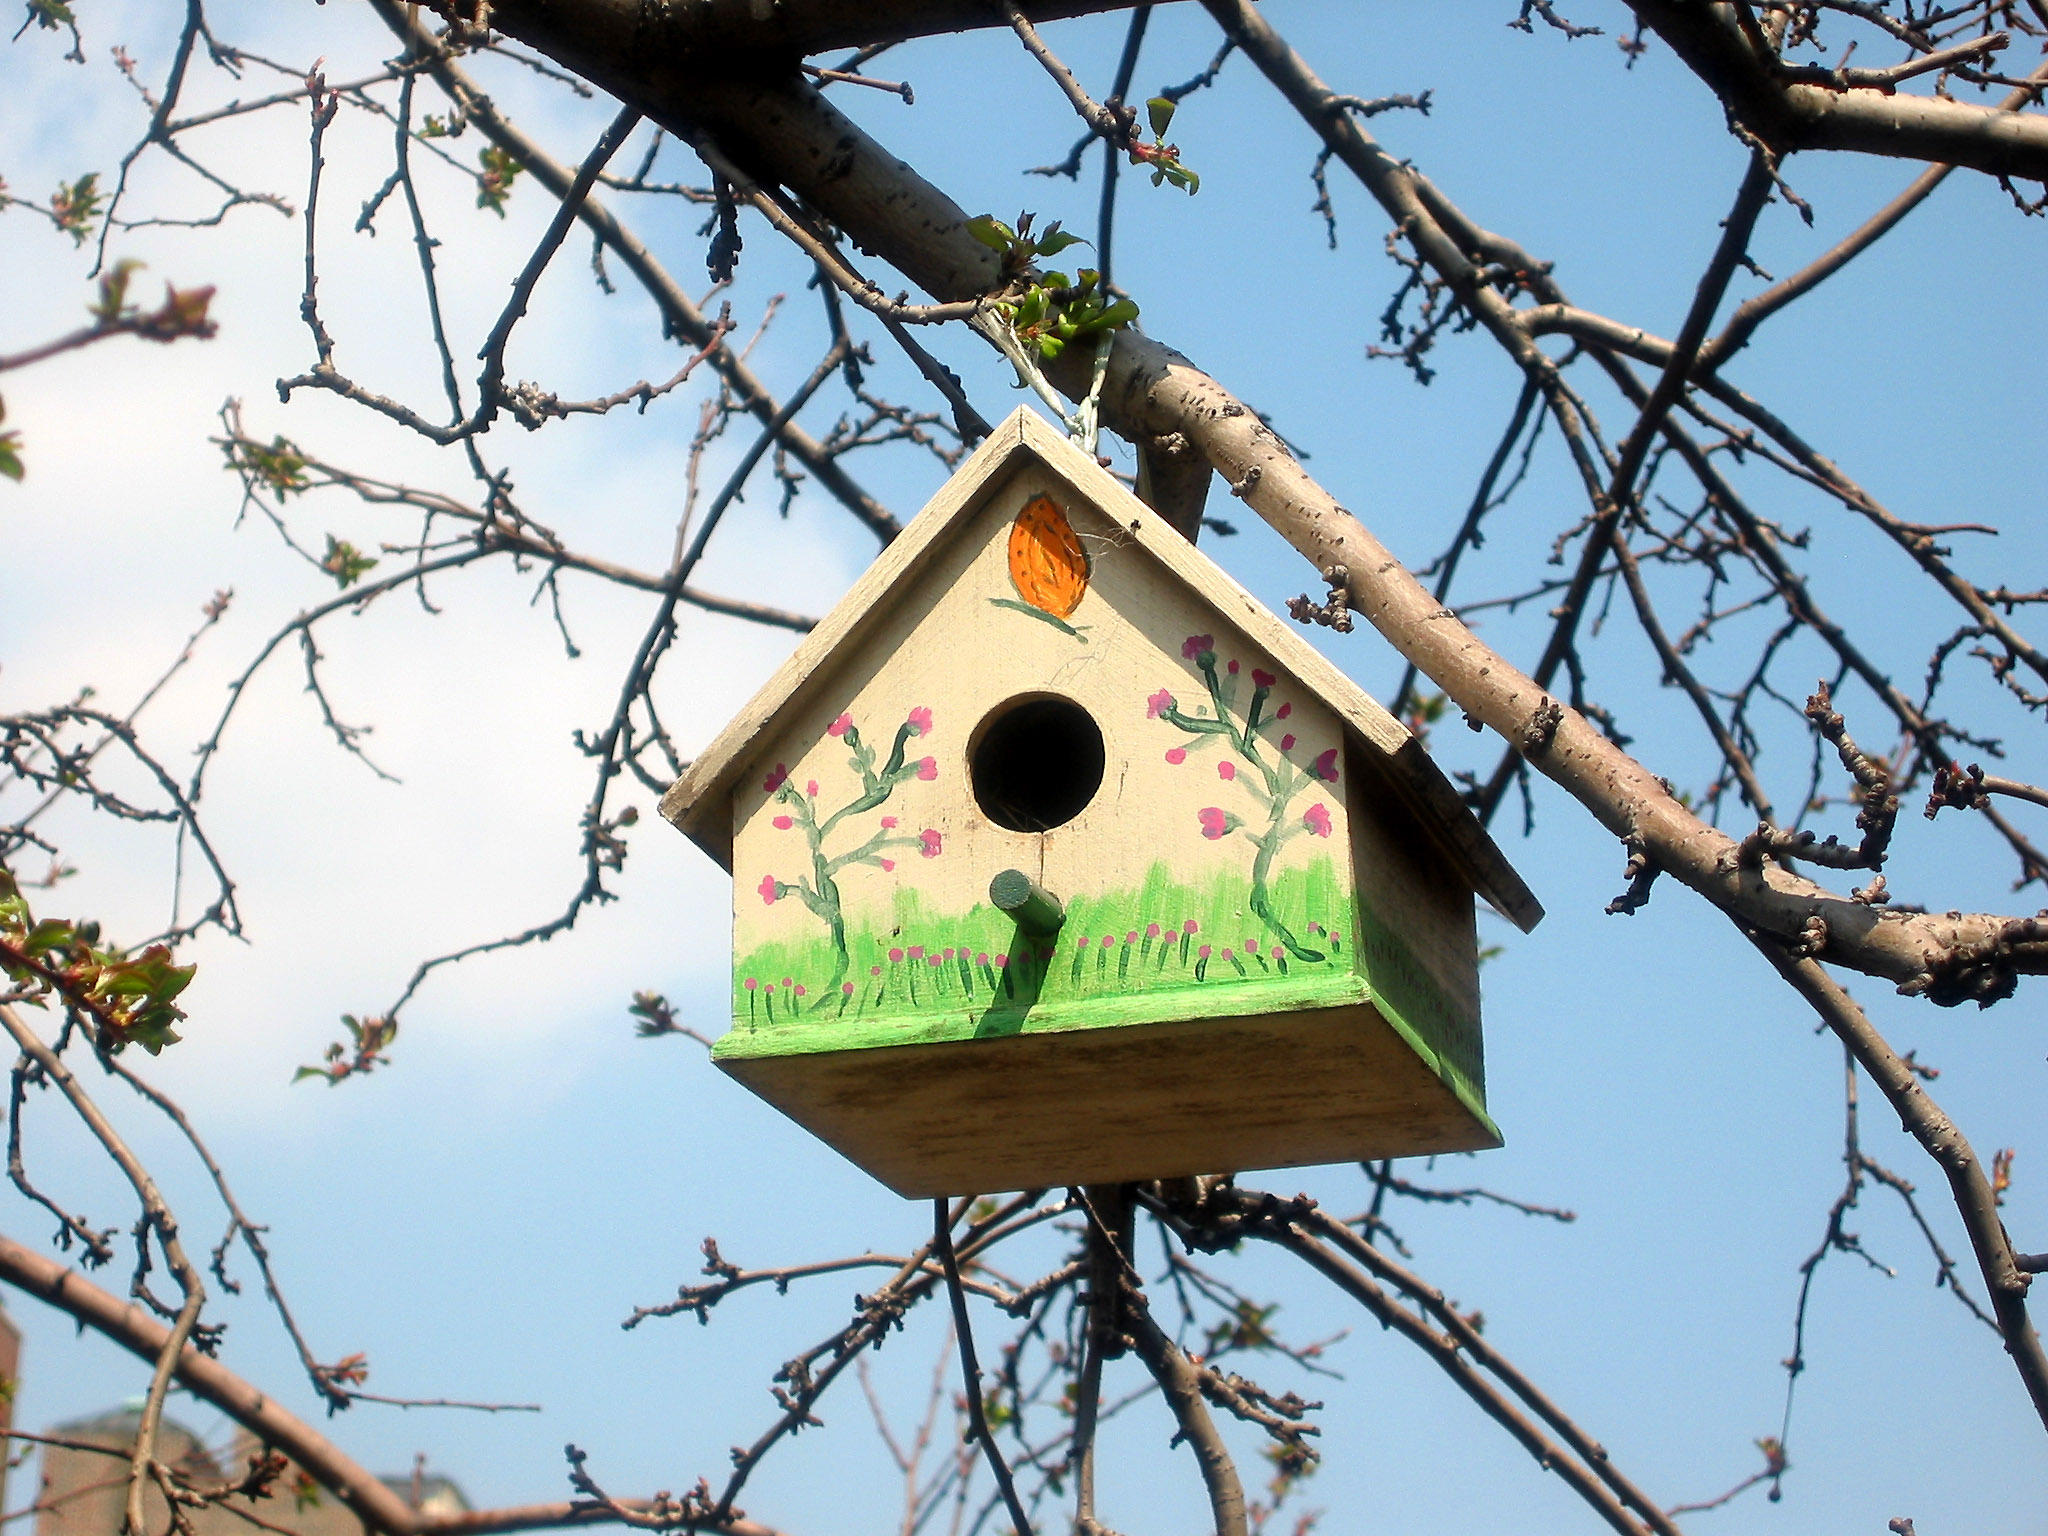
[717,1000,1501,1199]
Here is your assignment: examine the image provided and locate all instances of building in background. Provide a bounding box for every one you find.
[30,1408,465,1536]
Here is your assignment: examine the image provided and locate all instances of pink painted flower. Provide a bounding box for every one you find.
[871,964,883,976]
[1147,688,1176,719]
[879,857,895,872]
[881,816,898,829]
[908,946,925,960]
[976,952,989,966]
[944,948,955,960]
[782,977,794,988]
[1270,946,1284,961]
[889,948,905,963]
[1198,944,1211,959]
[1281,733,1296,752]
[1303,802,1333,838]
[1102,935,1115,948]
[1125,930,1138,944]
[1183,919,1199,934]
[907,705,932,736]
[916,756,938,781]
[1165,747,1188,765]
[842,981,855,995]
[758,875,779,905]
[1146,923,1161,939]
[1077,935,1091,951]
[1226,659,1239,675]
[1252,668,1276,689]
[1244,939,1258,955]
[928,954,943,967]
[772,814,794,830]
[793,984,807,997]
[995,954,1010,968]
[919,828,942,858]
[827,712,854,737]
[1198,806,1234,840]
[806,779,819,798]
[763,762,789,794]
[1313,747,1339,782]
[744,977,759,990]
[1182,633,1214,660]
[1276,702,1292,720]
[1217,760,1236,781]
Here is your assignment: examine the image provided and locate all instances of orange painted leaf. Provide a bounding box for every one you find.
[1007,494,1090,618]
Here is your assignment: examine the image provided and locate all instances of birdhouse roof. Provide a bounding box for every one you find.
[660,407,1541,933]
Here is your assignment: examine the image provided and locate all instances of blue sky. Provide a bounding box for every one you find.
[4,3,2046,1532]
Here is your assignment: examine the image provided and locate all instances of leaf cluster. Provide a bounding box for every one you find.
[0,867,193,1054]
[293,1013,398,1084]
[968,214,1140,362]
[1127,96,1199,194]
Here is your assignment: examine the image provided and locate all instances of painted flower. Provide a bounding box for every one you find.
[871,965,883,976]
[1125,931,1138,944]
[907,705,933,736]
[1183,919,1199,934]
[1165,747,1188,765]
[1101,935,1115,948]
[1147,688,1176,719]
[995,954,1010,968]
[909,946,925,959]
[763,762,789,794]
[758,875,779,905]
[879,858,896,872]
[1182,633,1214,660]
[919,828,943,858]
[976,952,989,966]
[772,814,794,830]
[1146,923,1161,939]
[889,948,904,963]
[806,779,819,798]
[1252,668,1276,689]
[1198,944,1211,959]
[881,816,898,829]
[842,981,855,995]
[828,712,854,738]
[1276,702,1293,720]
[1199,806,1241,840]
[1313,747,1339,782]
[1218,760,1236,781]
[1226,659,1240,675]
[744,977,759,990]
[792,984,807,997]
[1280,733,1296,752]
[916,756,938,781]
[1303,802,1333,838]
[928,954,943,967]
[1244,939,1258,954]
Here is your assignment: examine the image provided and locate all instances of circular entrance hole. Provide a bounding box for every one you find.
[969,694,1106,833]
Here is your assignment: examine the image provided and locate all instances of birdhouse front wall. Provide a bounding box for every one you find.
[716,463,1477,1102]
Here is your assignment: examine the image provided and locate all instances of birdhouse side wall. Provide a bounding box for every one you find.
[1344,745,1485,1110]
[720,465,1373,1056]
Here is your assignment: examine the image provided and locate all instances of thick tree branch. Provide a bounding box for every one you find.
[0,1230,782,1536]
[1631,0,2048,182]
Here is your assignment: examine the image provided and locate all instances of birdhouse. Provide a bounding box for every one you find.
[661,408,1541,1198]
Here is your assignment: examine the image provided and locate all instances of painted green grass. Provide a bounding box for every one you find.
[725,857,1487,1125]
[730,859,1352,1030]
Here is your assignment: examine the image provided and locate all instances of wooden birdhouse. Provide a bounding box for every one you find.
[660,408,1541,1198]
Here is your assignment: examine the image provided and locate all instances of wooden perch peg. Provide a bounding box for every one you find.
[990,868,1067,935]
